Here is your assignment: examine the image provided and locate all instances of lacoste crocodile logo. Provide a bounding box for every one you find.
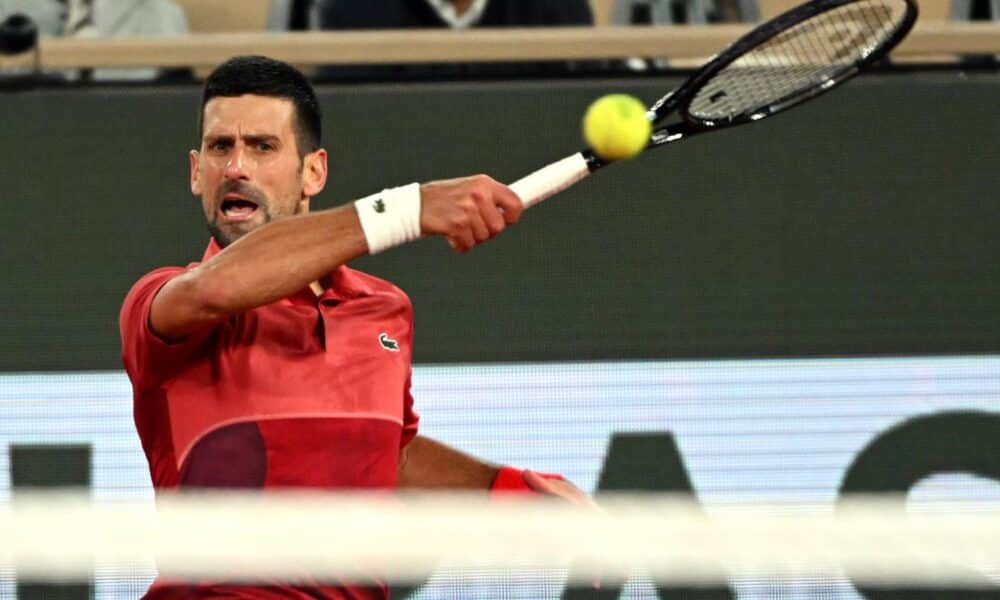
[374,198,385,213]
[378,333,399,352]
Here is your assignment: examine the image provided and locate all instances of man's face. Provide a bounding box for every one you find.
[191,94,326,248]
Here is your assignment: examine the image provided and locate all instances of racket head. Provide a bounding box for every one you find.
[651,0,918,129]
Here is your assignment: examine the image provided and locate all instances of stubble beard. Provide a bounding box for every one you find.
[206,179,275,249]
[207,209,272,249]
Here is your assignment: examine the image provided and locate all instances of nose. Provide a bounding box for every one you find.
[224,143,250,181]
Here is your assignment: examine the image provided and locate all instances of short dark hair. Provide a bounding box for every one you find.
[200,55,321,156]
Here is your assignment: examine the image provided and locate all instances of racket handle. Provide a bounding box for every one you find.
[509,153,591,209]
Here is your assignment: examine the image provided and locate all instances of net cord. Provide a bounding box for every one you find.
[1,492,998,587]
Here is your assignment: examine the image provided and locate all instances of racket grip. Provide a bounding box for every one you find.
[509,153,591,209]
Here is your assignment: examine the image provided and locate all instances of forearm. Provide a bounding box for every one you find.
[397,436,499,490]
[192,171,522,313]
[149,204,367,341]
[195,204,367,313]
[151,175,523,341]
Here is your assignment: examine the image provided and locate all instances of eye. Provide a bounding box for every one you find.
[256,141,275,151]
[208,140,230,152]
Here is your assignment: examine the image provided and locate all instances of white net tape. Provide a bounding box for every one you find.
[1,492,998,587]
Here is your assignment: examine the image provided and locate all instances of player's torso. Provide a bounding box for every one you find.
[136,272,414,490]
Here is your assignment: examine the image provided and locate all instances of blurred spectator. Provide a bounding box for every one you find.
[268,0,294,30]
[269,0,313,30]
[969,0,998,19]
[315,0,596,80]
[90,0,188,80]
[0,0,188,80]
[92,0,187,37]
[609,0,740,25]
[0,1,187,44]
[319,0,592,29]
[0,0,64,37]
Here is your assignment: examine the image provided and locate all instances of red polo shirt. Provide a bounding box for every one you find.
[120,239,418,599]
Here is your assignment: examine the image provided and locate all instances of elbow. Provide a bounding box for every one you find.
[183,267,234,321]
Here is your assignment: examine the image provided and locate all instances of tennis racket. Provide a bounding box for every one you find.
[509,0,918,208]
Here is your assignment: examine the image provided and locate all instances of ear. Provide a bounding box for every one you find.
[301,148,328,200]
[189,149,202,196]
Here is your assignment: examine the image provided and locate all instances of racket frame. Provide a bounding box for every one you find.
[582,0,918,171]
[513,0,918,205]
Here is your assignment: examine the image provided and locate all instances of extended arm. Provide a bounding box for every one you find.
[150,205,366,341]
[150,176,523,341]
[398,435,592,505]
[397,435,499,489]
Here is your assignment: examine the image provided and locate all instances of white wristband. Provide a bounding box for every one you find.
[354,183,422,255]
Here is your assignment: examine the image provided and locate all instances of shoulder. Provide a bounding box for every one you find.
[119,262,200,326]
[122,266,189,307]
[337,266,412,304]
[118,263,216,388]
[334,267,415,334]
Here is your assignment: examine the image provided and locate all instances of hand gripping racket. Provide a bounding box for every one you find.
[509,0,918,208]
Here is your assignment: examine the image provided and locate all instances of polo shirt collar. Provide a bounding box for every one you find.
[202,237,224,261]
[200,238,373,302]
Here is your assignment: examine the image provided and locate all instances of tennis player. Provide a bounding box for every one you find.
[118,55,587,599]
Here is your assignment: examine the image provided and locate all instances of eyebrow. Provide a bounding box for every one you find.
[203,133,282,145]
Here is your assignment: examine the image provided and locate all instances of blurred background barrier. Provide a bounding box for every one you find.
[0,75,998,370]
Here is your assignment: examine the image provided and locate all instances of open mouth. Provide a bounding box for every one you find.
[219,197,259,222]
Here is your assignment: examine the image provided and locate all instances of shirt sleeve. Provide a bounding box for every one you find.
[400,369,420,448]
[119,267,214,390]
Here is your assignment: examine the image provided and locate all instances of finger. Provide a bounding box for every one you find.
[558,486,593,507]
[449,230,474,253]
[495,185,524,224]
[468,209,491,243]
[521,470,554,494]
[479,198,506,237]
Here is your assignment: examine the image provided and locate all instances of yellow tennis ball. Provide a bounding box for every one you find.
[582,94,651,161]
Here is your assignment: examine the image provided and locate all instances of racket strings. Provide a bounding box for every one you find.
[687,0,909,122]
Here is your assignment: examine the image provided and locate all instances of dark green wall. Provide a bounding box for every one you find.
[1,73,998,371]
